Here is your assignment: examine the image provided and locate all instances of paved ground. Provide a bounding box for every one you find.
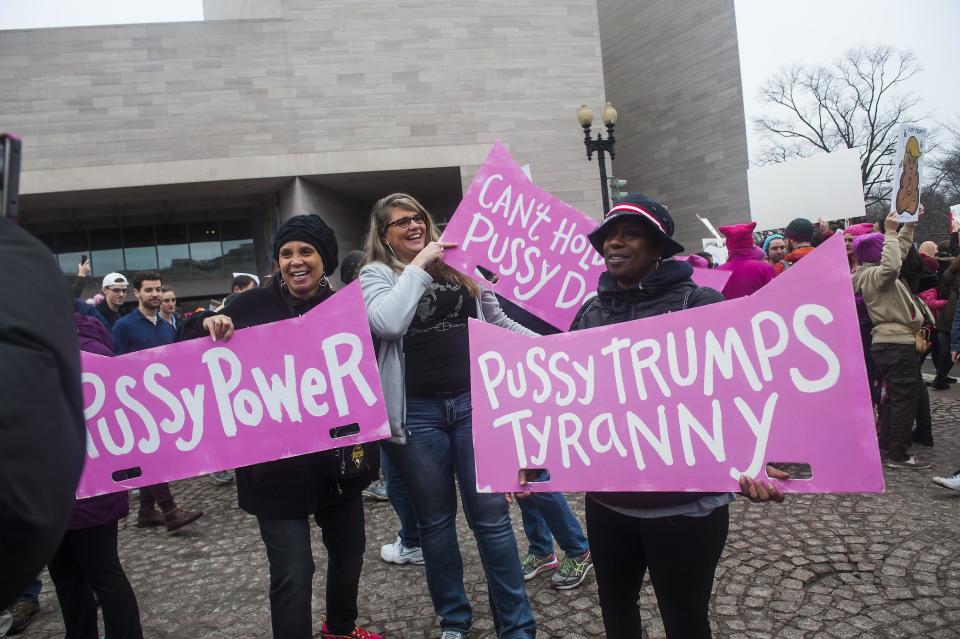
[19,391,960,638]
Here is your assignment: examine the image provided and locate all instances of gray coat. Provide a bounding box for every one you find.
[359,261,537,444]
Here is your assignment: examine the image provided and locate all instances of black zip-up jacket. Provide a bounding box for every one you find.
[179,277,370,518]
[571,260,725,511]
[0,221,85,607]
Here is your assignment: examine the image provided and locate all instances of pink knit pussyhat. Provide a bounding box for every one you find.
[844,222,874,237]
[676,254,709,269]
[718,221,757,252]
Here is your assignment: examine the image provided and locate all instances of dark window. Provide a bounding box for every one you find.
[56,230,91,275]
[156,224,190,280]
[188,221,223,277]
[90,228,123,276]
[220,219,256,274]
[123,226,158,271]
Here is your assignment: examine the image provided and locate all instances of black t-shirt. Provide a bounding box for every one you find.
[404,282,476,395]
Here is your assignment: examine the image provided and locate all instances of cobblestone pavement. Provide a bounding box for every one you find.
[21,396,960,638]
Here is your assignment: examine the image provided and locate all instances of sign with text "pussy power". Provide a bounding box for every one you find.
[77,283,389,498]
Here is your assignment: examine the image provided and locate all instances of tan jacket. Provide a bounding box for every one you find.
[851,223,922,345]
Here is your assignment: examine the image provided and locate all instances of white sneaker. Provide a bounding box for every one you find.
[932,473,960,491]
[380,536,424,565]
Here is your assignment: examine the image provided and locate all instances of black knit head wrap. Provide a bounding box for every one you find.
[272,214,339,276]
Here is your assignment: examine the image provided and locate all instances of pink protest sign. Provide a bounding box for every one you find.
[77,283,389,498]
[690,266,731,291]
[470,234,883,494]
[441,141,606,330]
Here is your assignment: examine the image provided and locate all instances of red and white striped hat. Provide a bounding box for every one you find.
[587,193,685,258]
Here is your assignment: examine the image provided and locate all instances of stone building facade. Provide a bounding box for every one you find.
[597,0,749,250]
[2,0,748,301]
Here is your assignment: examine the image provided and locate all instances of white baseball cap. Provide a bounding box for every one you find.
[101,273,129,289]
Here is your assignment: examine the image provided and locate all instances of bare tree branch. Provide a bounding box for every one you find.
[753,45,925,206]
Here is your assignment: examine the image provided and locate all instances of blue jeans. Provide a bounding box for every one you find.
[518,492,589,558]
[382,393,536,638]
[20,578,42,602]
[380,445,420,548]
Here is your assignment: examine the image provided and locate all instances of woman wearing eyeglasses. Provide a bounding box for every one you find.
[359,193,537,639]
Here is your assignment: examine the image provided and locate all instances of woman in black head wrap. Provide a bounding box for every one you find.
[180,214,382,639]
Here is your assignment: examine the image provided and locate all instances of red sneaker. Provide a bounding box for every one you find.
[320,624,383,639]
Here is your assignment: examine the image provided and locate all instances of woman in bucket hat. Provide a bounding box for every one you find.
[568,193,789,639]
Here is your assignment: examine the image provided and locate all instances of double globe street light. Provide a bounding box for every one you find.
[577,102,620,215]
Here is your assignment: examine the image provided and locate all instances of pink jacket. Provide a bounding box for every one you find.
[717,248,774,298]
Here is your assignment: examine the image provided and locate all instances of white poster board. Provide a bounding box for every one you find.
[951,203,960,234]
[890,124,928,222]
[747,148,865,231]
[701,238,728,265]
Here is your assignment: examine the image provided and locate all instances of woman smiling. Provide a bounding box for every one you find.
[181,214,381,639]
[571,193,789,639]
[359,193,538,639]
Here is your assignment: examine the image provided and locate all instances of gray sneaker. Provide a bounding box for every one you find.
[440,630,466,639]
[886,457,931,470]
[521,552,558,580]
[210,470,234,484]
[363,480,389,501]
[551,550,593,590]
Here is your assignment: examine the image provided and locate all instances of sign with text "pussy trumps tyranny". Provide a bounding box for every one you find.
[470,234,883,495]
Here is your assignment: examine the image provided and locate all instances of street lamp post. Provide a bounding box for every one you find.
[577,102,618,215]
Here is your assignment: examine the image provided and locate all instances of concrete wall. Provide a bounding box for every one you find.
[597,0,750,250]
[2,0,607,218]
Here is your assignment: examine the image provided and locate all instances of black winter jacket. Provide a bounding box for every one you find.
[0,221,85,607]
[572,260,726,511]
[180,277,371,519]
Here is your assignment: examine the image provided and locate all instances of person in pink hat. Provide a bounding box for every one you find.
[844,222,875,272]
[715,222,774,299]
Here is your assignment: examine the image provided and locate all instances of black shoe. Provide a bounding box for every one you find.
[927,380,949,390]
[946,376,958,384]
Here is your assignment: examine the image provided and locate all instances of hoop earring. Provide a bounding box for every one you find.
[656,258,663,270]
[319,274,329,289]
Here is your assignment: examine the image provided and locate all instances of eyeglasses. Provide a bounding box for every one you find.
[385,212,426,230]
[107,287,127,294]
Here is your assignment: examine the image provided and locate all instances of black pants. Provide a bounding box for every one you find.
[872,343,921,461]
[256,494,365,639]
[585,497,729,639]
[47,521,143,639]
[934,331,955,380]
[914,361,933,443]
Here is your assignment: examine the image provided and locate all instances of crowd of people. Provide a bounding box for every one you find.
[3,189,959,639]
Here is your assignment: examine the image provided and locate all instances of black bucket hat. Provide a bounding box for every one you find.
[588,193,685,258]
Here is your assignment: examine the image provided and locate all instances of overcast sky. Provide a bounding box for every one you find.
[0,0,202,30]
[735,0,960,162]
[3,0,957,163]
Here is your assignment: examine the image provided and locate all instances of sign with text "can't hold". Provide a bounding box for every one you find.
[441,141,606,330]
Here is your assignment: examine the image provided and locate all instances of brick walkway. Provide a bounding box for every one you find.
[21,398,960,638]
